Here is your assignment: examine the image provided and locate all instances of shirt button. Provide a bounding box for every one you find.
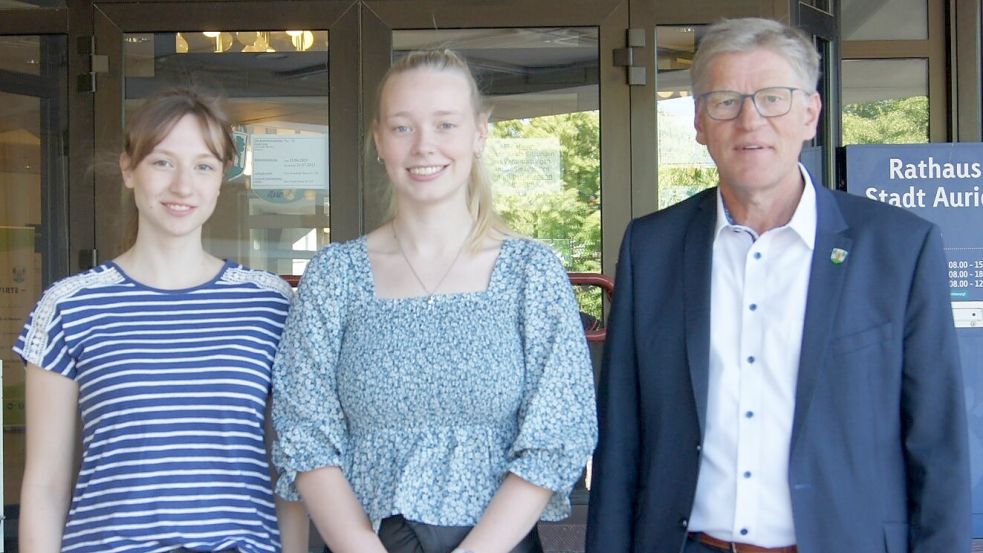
[743,471,752,478]
[753,252,762,260]
[747,356,756,364]
[745,411,754,418]
[740,528,749,536]
[749,303,757,311]
[696,443,702,452]
[679,518,689,528]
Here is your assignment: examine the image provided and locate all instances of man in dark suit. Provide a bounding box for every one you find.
[585,17,970,553]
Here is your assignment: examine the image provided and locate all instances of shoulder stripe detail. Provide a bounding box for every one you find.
[20,267,125,364]
[224,266,294,298]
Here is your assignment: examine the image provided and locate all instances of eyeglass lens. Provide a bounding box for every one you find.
[703,87,795,120]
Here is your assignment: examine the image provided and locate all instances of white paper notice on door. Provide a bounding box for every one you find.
[250,134,328,190]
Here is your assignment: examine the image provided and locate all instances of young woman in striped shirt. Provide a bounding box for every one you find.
[16,88,306,553]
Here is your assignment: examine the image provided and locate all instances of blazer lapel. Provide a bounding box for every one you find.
[790,186,853,454]
[684,190,717,436]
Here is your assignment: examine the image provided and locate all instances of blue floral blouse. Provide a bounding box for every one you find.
[271,236,597,525]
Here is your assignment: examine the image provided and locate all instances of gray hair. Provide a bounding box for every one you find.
[690,17,820,96]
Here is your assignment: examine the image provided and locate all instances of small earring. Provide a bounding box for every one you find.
[376,156,383,164]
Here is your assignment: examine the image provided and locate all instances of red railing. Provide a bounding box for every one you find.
[280,271,613,342]
[568,272,614,342]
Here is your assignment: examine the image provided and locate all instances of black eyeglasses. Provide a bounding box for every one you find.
[697,87,804,121]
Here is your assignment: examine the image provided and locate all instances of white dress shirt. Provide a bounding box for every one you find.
[688,165,817,547]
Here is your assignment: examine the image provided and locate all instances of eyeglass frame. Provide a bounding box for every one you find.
[696,86,810,121]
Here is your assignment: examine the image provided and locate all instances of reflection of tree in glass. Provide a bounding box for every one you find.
[657,167,719,211]
[842,96,929,145]
[489,112,602,320]
[656,97,718,210]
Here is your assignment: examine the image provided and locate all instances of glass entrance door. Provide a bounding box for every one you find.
[92,1,358,278]
[0,33,68,549]
[117,29,332,276]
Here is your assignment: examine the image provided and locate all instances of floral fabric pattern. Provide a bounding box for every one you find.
[271,236,597,525]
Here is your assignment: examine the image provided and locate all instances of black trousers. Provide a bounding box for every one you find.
[324,515,544,553]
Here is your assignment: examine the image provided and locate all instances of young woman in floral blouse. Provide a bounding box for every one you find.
[271,50,597,553]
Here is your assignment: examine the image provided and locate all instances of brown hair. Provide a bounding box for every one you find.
[372,49,514,250]
[118,87,235,252]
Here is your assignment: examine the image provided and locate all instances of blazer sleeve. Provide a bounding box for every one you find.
[585,220,642,553]
[902,225,971,552]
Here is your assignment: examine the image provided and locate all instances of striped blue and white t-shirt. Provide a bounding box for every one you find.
[14,261,293,553]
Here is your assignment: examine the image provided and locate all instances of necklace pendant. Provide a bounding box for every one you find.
[391,221,468,307]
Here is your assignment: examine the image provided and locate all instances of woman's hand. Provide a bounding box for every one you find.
[455,473,551,553]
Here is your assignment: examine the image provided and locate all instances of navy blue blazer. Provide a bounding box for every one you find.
[585,184,970,553]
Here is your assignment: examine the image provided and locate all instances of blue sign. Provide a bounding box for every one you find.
[845,143,983,536]
[845,144,983,301]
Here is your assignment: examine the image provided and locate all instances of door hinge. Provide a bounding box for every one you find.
[76,36,109,94]
[613,28,647,86]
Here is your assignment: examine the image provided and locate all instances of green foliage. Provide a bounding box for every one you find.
[657,166,719,210]
[490,112,602,319]
[491,112,600,205]
[842,96,929,145]
[654,97,718,209]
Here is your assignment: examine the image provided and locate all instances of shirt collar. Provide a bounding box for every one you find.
[714,163,817,250]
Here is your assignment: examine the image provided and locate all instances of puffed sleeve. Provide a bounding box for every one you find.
[271,243,352,500]
[507,241,598,516]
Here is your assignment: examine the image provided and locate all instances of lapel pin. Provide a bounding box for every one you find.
[830,248,848,265]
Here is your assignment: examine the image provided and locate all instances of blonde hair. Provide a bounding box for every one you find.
[373,49,514,250]
[118,87,235,252]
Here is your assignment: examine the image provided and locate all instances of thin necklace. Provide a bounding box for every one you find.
[391,221,468,306]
